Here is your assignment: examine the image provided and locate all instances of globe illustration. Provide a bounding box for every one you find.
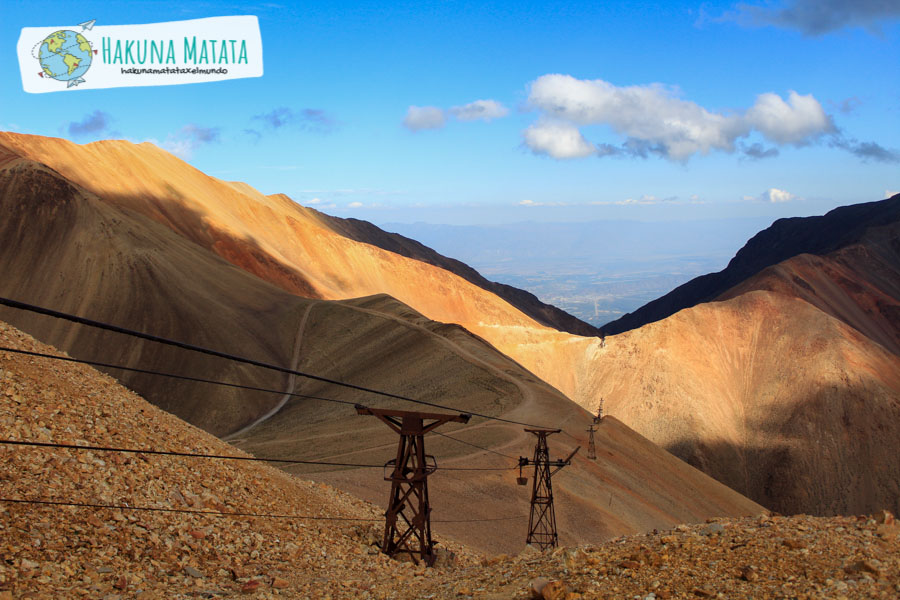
[38,30,92,82]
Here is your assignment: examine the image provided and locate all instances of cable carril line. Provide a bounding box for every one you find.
[0,296,555,429]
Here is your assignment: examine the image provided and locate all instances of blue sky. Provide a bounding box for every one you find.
[2,0,898,226]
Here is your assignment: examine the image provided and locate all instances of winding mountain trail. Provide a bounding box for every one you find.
[225,300,320,441]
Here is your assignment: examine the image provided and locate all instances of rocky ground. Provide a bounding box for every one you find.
[450,512,899,600]
[1,319,898,599]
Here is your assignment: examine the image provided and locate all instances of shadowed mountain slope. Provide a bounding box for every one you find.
[571,290,900,516]
[602,195,900,335]
[720,220,900,355]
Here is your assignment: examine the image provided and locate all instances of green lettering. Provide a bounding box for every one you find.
[124,40,134,64]
[166,40,175,64]
[113,39,122,64]
[238,40,247,64]
[218,40,228,63]
[199,40,208,64]
[135,40,146,64]
[102,36,111,63]
[184,36,196,64]
[150,40,163,64]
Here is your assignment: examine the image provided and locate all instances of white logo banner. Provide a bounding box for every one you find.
[17,16,263,93]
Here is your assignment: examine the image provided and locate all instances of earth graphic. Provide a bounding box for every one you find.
[38,30,92,82]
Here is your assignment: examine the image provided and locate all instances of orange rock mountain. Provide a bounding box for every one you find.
[0,132,762,555]
[1,131,897,520]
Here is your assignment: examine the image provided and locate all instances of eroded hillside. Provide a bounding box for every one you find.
[3,321,897,600]
[0,139,763,557]
[2,131,898,520]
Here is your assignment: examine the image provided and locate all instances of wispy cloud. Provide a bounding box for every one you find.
[402,106,446,131]
[157,124,221,159]
[523,74,845,162]
[518,195,693,207]
[593,195,681,206]
[450,99,509,122]
[518,199,570,207]
[67,110,113,137]
[715,0,900,36]
[254,107,293,128]
[829,136,900,163]
[831,97,862,115]
[248,106,337,138]
[403,99,509,131]
[741,142,780,160]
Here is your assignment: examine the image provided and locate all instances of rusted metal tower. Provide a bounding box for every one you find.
[356,405,470,566]
[596,398,604,422]
[586,424,597,459]
[517,428,579,550]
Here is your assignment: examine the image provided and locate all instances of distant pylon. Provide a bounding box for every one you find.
[356,405,470,566]
[586,424,597,460]
[517,428,579,550]
[595,398,604,423]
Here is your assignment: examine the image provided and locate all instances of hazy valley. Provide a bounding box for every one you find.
[385,219,772,327]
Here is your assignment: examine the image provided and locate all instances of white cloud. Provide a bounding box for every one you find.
[450,99,509,121]
[402,106,446,131]
[760,188,796,203]
[307,197,322,205]
[518,195,700,208]
[745,91,834,145]
[527,74,748,160]
[523,120,596,159]
[524,74,836,161]
[886,190,899,198]
[591,194,679,206]
[347,201,364,208]
[517,199,570,207]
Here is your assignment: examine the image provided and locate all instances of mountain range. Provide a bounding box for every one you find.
[0,131,897,529]
[0,132,760,554]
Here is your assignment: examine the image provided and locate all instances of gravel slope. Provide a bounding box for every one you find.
[1,320,897,599]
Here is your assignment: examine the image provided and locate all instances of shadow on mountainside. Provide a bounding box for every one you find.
[666,376,900,517]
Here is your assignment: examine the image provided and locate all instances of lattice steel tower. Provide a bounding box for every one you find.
[586,423,597,460]
[356,405,470,566]
[517,428,578,550]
